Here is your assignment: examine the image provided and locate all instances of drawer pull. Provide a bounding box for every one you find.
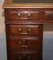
[17,13,21,16]
[18,28,21,32]
[28,13,31,17]
[22,45,27,48]
[21,32,28,35]
[28,28,31,32]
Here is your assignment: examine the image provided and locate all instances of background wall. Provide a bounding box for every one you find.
[0,0,53,60]
[0,0,7,60]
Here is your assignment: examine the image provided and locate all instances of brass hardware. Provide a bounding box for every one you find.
[28,13,31,16]
[21,32,28,35]
[28,28,31,32]
[18,28,21,32]
[22,45,27,48]
[17,13,21,16]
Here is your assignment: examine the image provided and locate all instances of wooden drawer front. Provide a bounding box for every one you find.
[6,25,42,36]
[5,9,45,20]
[7,37,41,52]
[45,11,53,21]
[8,52,38,60]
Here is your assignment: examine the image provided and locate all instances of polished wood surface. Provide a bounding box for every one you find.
[3,0,53,60]
[13,0,53,3]
[6,25,42,36]
[5,8,43,60]
[5,8,53,24]
[4,8,53,60]
[5,8,45,20]
[2,0,53,8]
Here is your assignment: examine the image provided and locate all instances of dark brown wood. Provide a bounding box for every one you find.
[7,36,42,51]
[5,9,45,20]
[6,24,43,60]
[6,24,42,36]
[7,52,39,60]
[4,7,53,60]
[5,8,53,25]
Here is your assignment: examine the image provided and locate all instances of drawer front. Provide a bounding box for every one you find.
[5,9,45,20]
[6,25,42,36]
[8,52,38,60]
[5,8,53,23]
[45,11,53,21]
[7,36,41,52]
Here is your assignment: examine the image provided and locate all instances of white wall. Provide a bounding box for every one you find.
[0,0,7,60]
[0,0,5,34]
[0,0,53,60]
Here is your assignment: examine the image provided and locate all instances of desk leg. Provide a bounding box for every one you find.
[40,24,43,60]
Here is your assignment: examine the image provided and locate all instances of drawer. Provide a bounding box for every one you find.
[6,25,42,36]
[8,52,38,60]
[7,36,41,52]
[5,9,45,20]
[45,11,53,21]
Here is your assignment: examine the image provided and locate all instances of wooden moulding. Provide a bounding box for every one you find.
[2,0,53,8]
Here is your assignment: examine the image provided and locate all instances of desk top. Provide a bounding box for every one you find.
[3,0,53,8]
[13,0,53,3]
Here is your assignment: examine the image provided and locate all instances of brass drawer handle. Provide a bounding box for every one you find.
[28,28,31,32]
[28,13,31,17]
[22,45,27,48]
[21,32,28,35]
[17,13,31,16]
[17,13,21,16]
[18,28,21,32]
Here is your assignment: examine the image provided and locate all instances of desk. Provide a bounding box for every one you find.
[3,0,53,60]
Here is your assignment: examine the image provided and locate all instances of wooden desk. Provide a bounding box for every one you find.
[3,0,53,60]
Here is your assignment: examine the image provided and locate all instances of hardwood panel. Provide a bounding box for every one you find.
[5,8,45,20]
[5,8,53,24]
[4,8,44,60]
[7,52,38,60]
[6,24,42,36]
[7,36,42,52]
